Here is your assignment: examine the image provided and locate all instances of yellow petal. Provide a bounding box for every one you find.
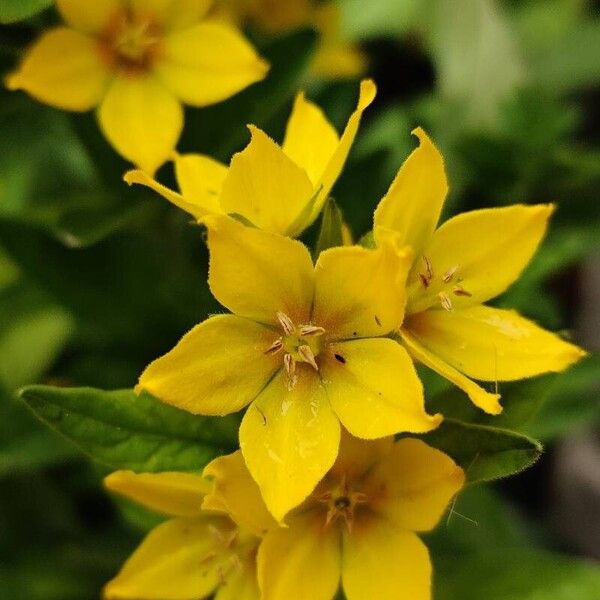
[98,74,183,173]
[215,560,260,600]
[205,214,314,326]
[203,451,277,537]
[154,22,268,107]
[282,91,339,186]
[174,152,227,214]
[130,0,212,30]
[56,0,121,34]
[258,511,341,600]
[399,328,502,415]
[124,169,210,219]
[312,44,368,79]
[329,431,394,482]
[408,204,555,313]
[104,471,210,517]
[313,240,412,340]
[104,516,233,599]
[366,438,464,532]
[219,127,314,235]
[373,128,448,258]
[342,517,431,600]
[137,314,280,416]
[6,28,111,111]
[309,79,376,225]
[405,305,586,381]
[321,338,441,439]
[239,370,341,522]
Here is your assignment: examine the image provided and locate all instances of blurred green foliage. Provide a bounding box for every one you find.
[0,0,599,598]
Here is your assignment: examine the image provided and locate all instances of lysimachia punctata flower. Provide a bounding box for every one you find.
[373,128,587,415]
[6,0,268,173]
[214,0,367,79]
[126,79,376,237]
[136,214,441,521]
[207,436,464,600]
[103,468,276,599]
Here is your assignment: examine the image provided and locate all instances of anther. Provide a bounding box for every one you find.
[283,353,295,378]
[452,285,472,297]
[298,344,319,371]
[439,292,453,311]
[423,256,434,280]
[265,338,283,355]
[277,311,295,335]
[443,265,459,283]
[299,324,325,337]
[419,273,430,288]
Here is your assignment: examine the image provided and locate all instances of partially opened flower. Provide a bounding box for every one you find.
[374,128,587,415]
[214,0,367,79]
[207,436,464,600]
[136,214,441,521]
[6,0,268,173]
[126,79,375,237]
[103,468,275,599]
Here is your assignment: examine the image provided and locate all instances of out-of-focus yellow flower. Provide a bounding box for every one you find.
[126,79,375,237]
[6,0,268,173]
[136,214,441,521]
[208,435,464,600]
[374,128,587,415]
[103,468,275,599]
[214,0,367,79]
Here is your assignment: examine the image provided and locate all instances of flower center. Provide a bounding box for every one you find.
[315,477,369,533]
[265,311,325,389]
[101,10,161,74]
[415,256,472,312]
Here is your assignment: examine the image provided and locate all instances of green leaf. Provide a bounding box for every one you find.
[418,418,543,484]
[434,549,600,600]
[0,0,51,23]
[180,29,318,161]
[314,199,345,256]
[20,386,239,472]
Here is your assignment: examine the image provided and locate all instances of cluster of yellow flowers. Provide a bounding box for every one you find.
[7,2,586,599]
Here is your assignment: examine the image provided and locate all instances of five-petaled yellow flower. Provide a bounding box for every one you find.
[6,0,268,173]
[136,214,441,521]
[373,128,587,415]
[209,434,464,600]
[214,0,367,79]
[126,79,375,237]
[103,466,276,599]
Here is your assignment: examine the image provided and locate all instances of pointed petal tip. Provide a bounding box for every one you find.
[358,78,377,108]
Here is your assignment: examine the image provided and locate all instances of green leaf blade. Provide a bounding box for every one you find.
[20,386,239,473]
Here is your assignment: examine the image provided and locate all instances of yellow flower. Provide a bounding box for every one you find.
[374,128,587,415]
[213,0,367,79]
[207,435,464,600]
[125,79,375,237]
[6,0,268,173]
[136,214,441,521]
[103,467,276,599]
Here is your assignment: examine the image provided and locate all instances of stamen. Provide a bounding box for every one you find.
[298,344,319,371]
[419,273,430,288]
[283,353,298,390]
[439,292,453,311]
[423,256,434,280]
[452,285,473,297]
[264,338,283,355]
[443,265,459,283]
[277,311,295,335]
[299,324,325,337]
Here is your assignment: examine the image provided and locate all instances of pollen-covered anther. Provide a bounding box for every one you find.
[419,255,434,288]
[452,285,472,297]
[439,291,453,311]
[264,338,283,355]
[299,324,326,337]
[298,344,319,371]
[443,265,459,283]
[276,311,295,335]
